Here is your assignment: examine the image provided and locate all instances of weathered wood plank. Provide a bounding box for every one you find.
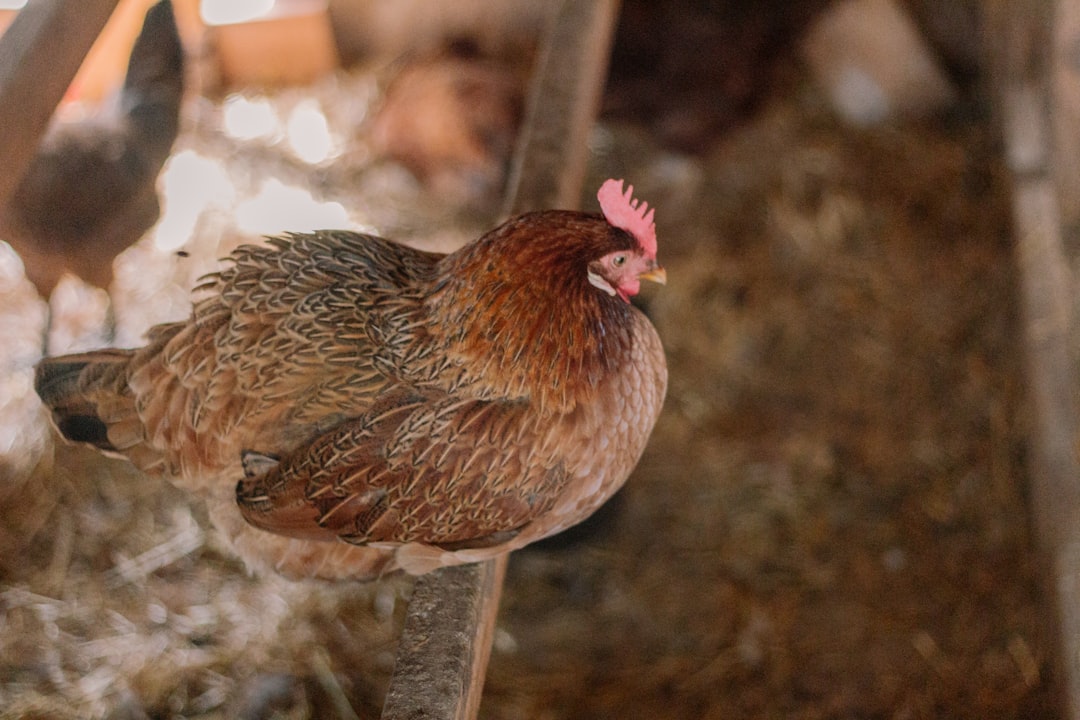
[0,0,121,209]
[1051,0,1080,235]
[1007,117,1080,720]
[381,2,621,718]
[992,1,1080,717]
[503,0,621,215]
[382,557,507,720]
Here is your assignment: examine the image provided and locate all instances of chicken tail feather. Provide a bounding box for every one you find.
[35,350,136,453]
[122,0,184,163]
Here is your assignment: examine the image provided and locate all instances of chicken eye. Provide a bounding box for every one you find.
[612,254,627,267]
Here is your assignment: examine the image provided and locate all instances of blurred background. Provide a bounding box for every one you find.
[0,0,1058,717]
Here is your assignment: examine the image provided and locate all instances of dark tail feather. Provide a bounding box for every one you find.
[121,0,184,162]
[35,350,133,452]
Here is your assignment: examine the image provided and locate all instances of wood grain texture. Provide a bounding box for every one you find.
[382,557,507,720]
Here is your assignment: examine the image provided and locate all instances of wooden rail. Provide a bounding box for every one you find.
[989,1,1080,717]
[381,1,621,718]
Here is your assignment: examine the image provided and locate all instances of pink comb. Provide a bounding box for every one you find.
[598,179,657,258]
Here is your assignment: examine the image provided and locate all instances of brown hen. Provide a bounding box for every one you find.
[34,180,667,580]
[0,0,183,297]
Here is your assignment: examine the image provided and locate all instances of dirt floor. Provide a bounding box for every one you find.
[0,41,1059,720]
[486,101,1055,718]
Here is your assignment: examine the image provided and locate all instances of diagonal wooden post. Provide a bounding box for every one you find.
[501,0,622,216]
[381,2,621,718]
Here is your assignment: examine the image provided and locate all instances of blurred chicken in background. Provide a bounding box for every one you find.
[0,0,183,298]
[370,42,525,206]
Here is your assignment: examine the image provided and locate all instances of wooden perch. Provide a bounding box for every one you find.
[0,0,120,209]
[383,558,508,720]
[381,1,621,718]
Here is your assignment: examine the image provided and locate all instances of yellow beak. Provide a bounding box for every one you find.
[638,265,667,286]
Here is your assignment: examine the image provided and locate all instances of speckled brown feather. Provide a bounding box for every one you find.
[35,213,667,580]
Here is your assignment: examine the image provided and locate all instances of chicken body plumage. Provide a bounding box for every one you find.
[35,189,667,580]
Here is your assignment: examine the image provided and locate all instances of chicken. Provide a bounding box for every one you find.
[370,46,525,205]
[0,0,183,297]
[34,179,668,581]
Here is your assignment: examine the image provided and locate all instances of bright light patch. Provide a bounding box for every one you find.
[0,1,28,10]
[286,99,336,164]
[222,94,280,142]
[0,241,25,282]
[235,179,350,235]
[154,151,236,251]
[200,0,275,25]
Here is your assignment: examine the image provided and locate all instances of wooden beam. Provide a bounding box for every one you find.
[503,0,621,215]
[381,2,621,718]
[1051,0,1080,235]
[0,0,120,209]
[382,557,507,720]
[991,0,1080,717]
[1006,106,1080,720]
